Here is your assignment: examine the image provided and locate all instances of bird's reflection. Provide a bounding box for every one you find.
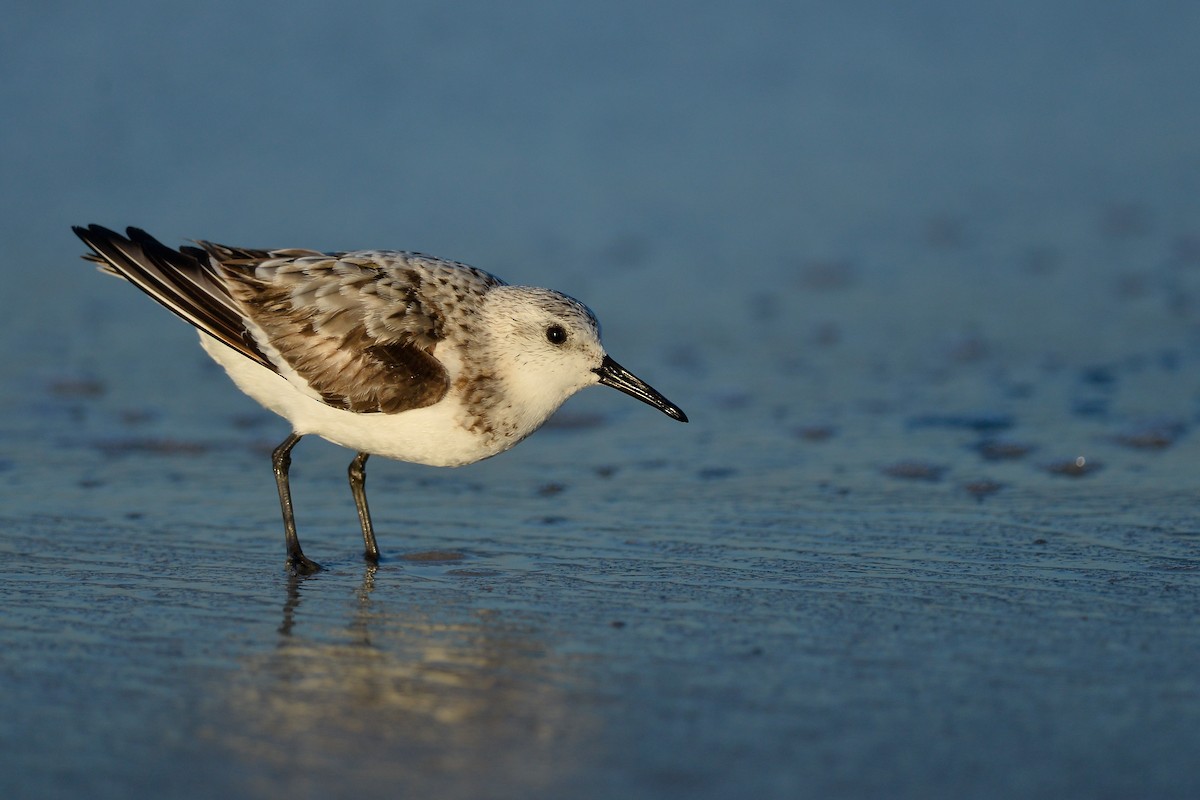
[214,563,598,794]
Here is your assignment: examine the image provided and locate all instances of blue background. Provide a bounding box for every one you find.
[2,3,1199,798]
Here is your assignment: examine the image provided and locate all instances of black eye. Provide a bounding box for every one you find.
[545,324,567,345]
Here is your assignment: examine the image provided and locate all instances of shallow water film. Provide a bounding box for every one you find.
[3,2,1200,798]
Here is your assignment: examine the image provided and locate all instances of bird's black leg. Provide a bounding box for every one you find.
[348,451,380,564]
[272,432,320,575]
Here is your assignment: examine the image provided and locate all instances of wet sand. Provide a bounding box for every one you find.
[6,247,1200,797]
[3,2,1200,798]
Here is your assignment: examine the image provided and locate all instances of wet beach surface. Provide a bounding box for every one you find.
[3,3,1200,798]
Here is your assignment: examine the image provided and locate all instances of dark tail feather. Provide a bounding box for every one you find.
[73,224,272,369]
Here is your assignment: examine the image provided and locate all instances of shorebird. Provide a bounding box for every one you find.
[74,225,686,573]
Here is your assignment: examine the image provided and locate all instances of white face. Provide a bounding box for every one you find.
[479,285,607,415]
[477,284,687,429]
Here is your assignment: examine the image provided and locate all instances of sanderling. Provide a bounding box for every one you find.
[74,225,687,574]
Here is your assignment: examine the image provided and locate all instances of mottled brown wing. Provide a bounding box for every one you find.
[77,225,495,416]
[216,252,499,415]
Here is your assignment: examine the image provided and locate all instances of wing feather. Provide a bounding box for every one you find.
[73,225,270,367]
[75,225,503,416]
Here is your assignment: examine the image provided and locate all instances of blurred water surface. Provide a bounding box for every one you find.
[2,2,1200,798]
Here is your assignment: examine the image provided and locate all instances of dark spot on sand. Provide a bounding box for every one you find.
[1115,273,1150,299]
[963,480,1004,500]
[748,292,780,321]
[882,461,946,482]
[939,333,990,364]
[924,215,966,249]
[118,408,157,426]
[794,425,836,442]
[664,343,707,375]
[1044,457,1102,477]
[796,259,856,291]
[48,378,106,398]
[1159,350,1181,371]
[713,392,752,411]
[1003,381,1034,399]
[1100,203,1151,239]
[1080,365,1117,387]
[811,321,841,347]
[1071,398,1109,418]
[1112,419,1186,450]
[973,439,1036,461]
[698,467,736,480]
[1023,245,1060,275]
[1172,234,1200,264]
[601,234,651,269]
[231,412,272,430]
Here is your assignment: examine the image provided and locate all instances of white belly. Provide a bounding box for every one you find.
[199,334,503,467]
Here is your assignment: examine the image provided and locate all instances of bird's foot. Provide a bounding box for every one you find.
[286,553,323,575]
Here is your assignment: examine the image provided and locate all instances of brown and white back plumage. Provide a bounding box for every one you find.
[74,224,501,418]
[74,224,686,572]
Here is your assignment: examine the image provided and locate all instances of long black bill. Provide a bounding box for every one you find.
[594,355,688,422]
